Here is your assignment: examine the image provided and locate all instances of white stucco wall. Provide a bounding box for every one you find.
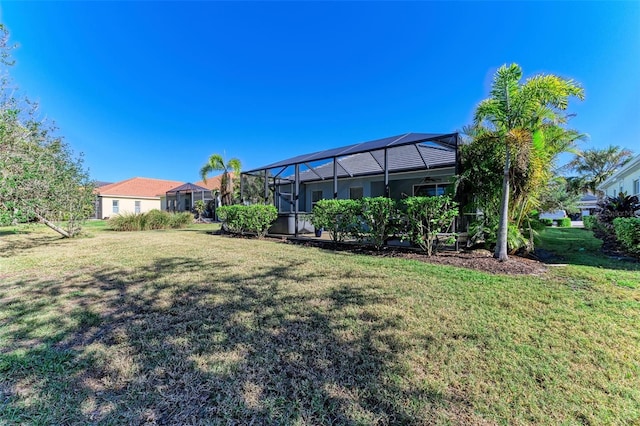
[599,155,640,198]
[99,196,161,218]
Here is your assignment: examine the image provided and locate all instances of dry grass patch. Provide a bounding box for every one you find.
[0,224,638,424]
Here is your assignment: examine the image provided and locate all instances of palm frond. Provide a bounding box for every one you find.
[227,158,242,175]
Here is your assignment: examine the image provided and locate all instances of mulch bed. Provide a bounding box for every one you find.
[213,229,548,275]
[278,237,548,276]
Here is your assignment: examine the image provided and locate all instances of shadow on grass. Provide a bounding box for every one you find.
[0,231,64,258]
[0,255,462,424]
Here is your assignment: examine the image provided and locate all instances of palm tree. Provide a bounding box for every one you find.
[200,154,242,206]
[474,64,584,261]
[566,146,633,195]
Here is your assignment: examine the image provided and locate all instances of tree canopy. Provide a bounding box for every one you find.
[461,64,584,260]
[566,145,634,195]
[0,25,94,237]
[200,153,241,206]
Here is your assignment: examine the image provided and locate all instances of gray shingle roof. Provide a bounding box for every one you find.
[166,182,210,194]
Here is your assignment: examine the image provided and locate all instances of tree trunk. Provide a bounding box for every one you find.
[494,144,510,261]
[36,213,71,238]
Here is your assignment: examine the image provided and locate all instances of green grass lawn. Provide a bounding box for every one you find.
[1,223,638,424]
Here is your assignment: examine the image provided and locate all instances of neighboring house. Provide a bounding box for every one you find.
[95,177,184,219]
[599,154,640,198]
[576,193,598,218]
[242,132,460,234]
[539,210,567,221]
[161,174,233,214]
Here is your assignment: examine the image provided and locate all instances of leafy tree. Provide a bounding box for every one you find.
[538,176,581,215]
[0,25,94,237]
[566,146,633,195]
[200,153,241,206]
[239,172,274,205]
[470,64,584,261]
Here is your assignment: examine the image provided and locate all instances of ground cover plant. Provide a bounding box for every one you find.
[1,223,638,424]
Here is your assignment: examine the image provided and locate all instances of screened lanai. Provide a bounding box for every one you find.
[241,132,460,235]
[165,182,212,213]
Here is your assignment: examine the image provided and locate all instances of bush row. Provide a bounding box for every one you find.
[312,196,459,255]
[217,204,278,238]
[613,217,640,255]
[538,217,572,227]
[109,210,193,231]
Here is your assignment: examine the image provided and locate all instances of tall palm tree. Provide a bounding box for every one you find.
[566,146,633,195]
[200,154,242,206]
[474,64,584,261]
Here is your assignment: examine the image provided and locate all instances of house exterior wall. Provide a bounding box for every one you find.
[98,196,161,218]
[599,155,640,198]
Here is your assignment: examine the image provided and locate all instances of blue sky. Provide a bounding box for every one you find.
[1,1,639,183]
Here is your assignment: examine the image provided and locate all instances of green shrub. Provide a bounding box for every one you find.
[217,205,244,234]
[359,197,399,250]
[243,205,278,237]
[218,204,277,238]
[168,212,194,229]
[109,212,145,231]
[145,209,170,230]
[540,218,554,227]
[402,196,458,256]
[311,199,361,243]
[582,215,597,230]
[558,217,572,228]
[613,217,640,256]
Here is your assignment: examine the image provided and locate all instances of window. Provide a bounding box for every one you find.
[311,190,323,209]
[112,200,119,214]
[134,200,141,214]
[349,187,363,200]
[184,198,191,211]
[634,179,639,196]
[413,184,450,197]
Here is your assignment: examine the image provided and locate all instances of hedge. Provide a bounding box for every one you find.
[359,197,399,249]
[311,199,361,243]
[613,217,640,256]
[217,204,278,238]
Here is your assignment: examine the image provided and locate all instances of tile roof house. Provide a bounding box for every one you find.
[95,177,184,219]
[94,174,231,219]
